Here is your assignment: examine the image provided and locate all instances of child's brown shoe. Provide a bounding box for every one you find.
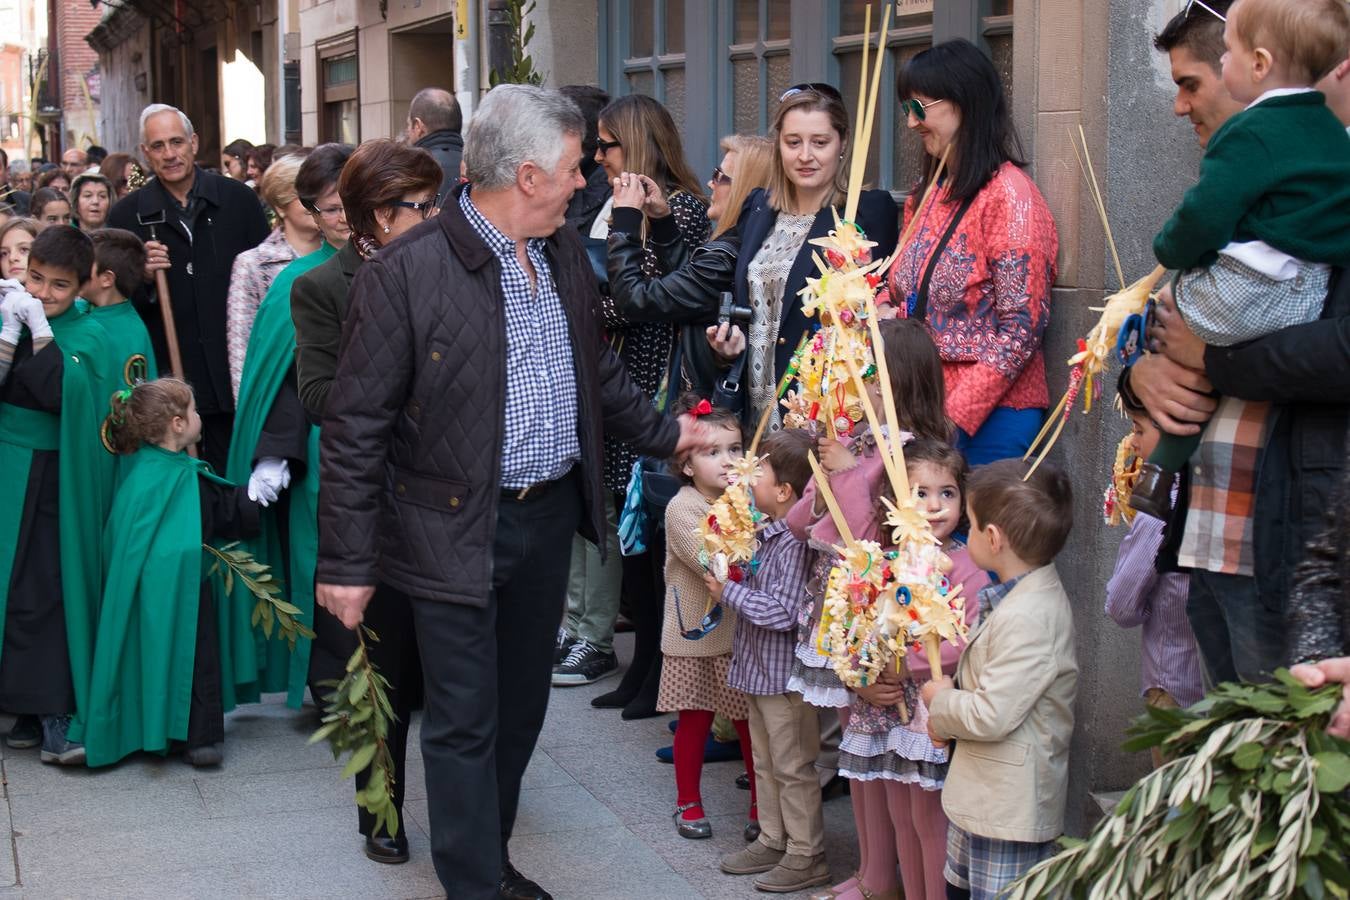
[752,852,831,893]
[720,840,784,875]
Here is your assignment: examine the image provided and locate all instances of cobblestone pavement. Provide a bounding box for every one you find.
[0,633,858,898]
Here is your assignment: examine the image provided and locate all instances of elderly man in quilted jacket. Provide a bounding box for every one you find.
[315,85,703,900]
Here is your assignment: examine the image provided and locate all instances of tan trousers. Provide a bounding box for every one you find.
[1145,687,1180,769]
[748,692,826,857]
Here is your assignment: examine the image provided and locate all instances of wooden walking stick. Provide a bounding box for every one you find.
[136,209,196,457]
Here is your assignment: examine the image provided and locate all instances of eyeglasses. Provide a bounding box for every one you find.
[711,166,732,187]
[596,138,622,154]
[780,82,844,103]
[900,97,946,121]
[672,586,723,640]
[1183,0,1227,21]
[392,198,436,220]
[305,202,346,221]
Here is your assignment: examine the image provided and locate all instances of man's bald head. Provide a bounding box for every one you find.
[408,88,462,135]
[61,148,88,178]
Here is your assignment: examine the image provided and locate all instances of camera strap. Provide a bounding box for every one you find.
[913,194,975,322]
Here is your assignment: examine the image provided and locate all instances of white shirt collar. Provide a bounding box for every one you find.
[1246,86,1315,109]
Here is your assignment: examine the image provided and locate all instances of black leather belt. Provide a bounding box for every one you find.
[500,468,575,502]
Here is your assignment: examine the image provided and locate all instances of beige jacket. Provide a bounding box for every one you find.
[661,485,738,658]
[928,564,1078,843]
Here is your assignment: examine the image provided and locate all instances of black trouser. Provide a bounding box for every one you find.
[411,471,582,899]
[356,584,421,839]
[187,586,224,749]
[197,410,234,474]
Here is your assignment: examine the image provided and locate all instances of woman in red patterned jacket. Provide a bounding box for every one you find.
[882,39,1058,465]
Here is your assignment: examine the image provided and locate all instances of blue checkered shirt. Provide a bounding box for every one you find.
[459,188,581,489]
[979,573,1026,613]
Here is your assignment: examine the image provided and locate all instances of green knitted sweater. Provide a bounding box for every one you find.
[1154,91,1350,270]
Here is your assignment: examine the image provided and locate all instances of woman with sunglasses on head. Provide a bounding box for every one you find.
[563,94,711,715]
[881,39,1058,466]
[708,83,900,430]
[592,134,772,721]
[224,151,323,402]
[281,138,441,866]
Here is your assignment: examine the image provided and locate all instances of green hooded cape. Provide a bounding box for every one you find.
[80,445,232,767]
[0,303,122,734]
[223,243,334,709]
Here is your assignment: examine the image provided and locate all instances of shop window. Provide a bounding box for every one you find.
[622,0,688,130]
[318,32,359,145]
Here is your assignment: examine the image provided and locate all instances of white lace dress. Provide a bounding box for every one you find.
[745,212,814,427]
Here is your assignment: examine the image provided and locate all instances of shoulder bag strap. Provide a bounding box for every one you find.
[913,194,977,322]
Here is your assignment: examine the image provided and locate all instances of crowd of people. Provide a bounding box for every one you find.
[0,1,1347,898]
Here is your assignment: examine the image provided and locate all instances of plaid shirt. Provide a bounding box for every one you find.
[1179,395,1272,576]
[460,189,580,489]
[978,573,1026,613]
[720,518,813,695]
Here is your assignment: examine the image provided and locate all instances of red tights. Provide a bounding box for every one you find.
[673,709,755,820]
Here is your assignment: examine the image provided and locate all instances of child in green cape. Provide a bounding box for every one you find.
[0,226,122,766]
[84,228,157,387]
[85,377,265,768]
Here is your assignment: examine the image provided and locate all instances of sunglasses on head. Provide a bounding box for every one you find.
[900,97,946,121]
[1183,0,1227,21]
[672,586,723,640]
[779,82,845,104]
[710,166,732,186]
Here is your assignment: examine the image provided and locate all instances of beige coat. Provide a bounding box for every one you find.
[928,564,1078,843]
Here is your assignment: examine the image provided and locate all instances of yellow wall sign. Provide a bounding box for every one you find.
[455,0,468,38]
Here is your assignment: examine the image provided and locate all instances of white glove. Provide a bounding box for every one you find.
[9,292,50,341]
[0,292,21,345]
[247,457,291,507]
[0,278,24,298]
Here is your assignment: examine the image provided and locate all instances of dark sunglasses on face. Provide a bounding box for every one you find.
[672,586,723,640]
[392,198,436,220]
[779,82,844,104]
[711,166,732,186]
[900,97,946,121]
[596,138,623,154]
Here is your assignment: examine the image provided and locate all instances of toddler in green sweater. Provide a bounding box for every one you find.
[1132,0,1350,517]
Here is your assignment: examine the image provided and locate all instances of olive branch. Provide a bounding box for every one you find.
[308,626,399,839]
[1006,669,1350,900]
[204,541,315,651]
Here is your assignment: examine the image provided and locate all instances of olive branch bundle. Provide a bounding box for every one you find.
[205,541,315,650]
[308,627,400,839]
[1006,670,1350,900]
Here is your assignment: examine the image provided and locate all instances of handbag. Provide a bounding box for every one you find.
[617,329,687,556]
[711,350,746,414]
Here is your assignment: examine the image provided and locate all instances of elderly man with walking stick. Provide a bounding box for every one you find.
[107,104,270,470]
[315,85,707,900]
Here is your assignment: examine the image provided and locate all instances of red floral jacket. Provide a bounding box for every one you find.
[881,162,1058,437]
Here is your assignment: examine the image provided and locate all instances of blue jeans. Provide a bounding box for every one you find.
[1186,569,1284,685]
[955,407,1045,467]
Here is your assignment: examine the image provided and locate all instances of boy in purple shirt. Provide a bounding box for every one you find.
[1107,374,1205,766]
[706,429,828,894]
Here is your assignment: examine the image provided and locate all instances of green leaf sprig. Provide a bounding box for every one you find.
[1006,669,1350,900]
[488,0,547,87]
[309,627,399,839]
[205,541,315,651]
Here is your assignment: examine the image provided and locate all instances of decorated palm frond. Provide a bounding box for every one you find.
[700,453,767,584]
[309,626,400,839]
[1005,671,1350,900]
[1103,433,1141,527]
[205,541,314,651]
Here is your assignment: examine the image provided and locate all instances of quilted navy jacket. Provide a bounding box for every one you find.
[316,184,681,606]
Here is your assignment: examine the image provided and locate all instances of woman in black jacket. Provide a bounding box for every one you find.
[709,84,899,427]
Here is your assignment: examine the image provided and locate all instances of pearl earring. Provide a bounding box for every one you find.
[383,226,390,233]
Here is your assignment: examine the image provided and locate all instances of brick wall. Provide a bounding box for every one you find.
[54,0,102,147]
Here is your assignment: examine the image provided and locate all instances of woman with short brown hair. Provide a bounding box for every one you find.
[288,138,442,866]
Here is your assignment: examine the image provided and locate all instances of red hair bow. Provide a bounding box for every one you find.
[690,398,713,417]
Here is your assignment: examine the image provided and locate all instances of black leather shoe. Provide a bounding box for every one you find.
[500,862,553,900]
[363,835,409,864]
[1128,463,1174,519]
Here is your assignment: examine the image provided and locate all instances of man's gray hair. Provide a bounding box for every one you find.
[463,85,584,191]
[139,104,195,144]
